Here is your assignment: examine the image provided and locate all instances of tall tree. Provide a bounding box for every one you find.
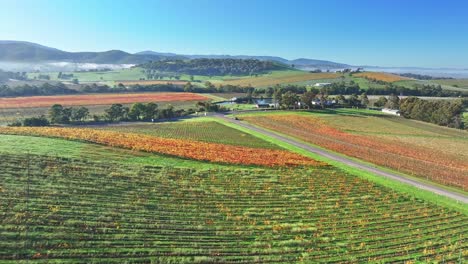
[300,91,316,109]
[281,91,299,109]
[360,92,369,107]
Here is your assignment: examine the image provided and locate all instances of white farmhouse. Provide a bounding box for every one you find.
[314,83,332,87]
[382,108,401,116]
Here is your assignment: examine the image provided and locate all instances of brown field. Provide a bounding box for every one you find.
[0,92,208,109]
[354,72,409,82]
[118,80,189,86]
[221,72,340,87]
[243,113,468,190]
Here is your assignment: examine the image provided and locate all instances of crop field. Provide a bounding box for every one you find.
[100,120,282,149]
[118,80,189,86]
[1,150,467,263]
[0,92,208,109]
[242,112,468,190]
[354,72,409,82]
[220,71,340,87]
[0,127,319,167]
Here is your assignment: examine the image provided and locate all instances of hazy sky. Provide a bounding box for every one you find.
[1,0,467,68]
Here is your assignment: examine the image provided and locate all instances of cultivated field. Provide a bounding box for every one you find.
[0,127,319,167]
[1,144,466,262]
[354,72,409,82]
[242,111,468,190]
[0,92,208,109]
[220,71,340,87]
[100,120,282,149]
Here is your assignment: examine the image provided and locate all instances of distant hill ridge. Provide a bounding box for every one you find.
[0,40,349,68]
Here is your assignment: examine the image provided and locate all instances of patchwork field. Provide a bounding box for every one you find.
[354,72,409,82]
[100,120,282,149]
[0,126,319,167]
[241,111,468,190]
[0,92,208,109]
[220,71,340,87]
[1,142,466,263]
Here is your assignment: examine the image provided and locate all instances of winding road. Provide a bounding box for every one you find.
[215,114,468,204]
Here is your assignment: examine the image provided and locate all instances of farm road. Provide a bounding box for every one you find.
[215,114,468,204]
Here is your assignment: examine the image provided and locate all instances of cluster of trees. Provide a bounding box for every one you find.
[8,116,50,127]
[49,104,90,123]
[319,81,465,97]
[398,73,453,80]
[57,72,74,79]
[0,82,78,97]
[46,103,192,124]
[260,88,373,110]
[366,83,463,97]
[140,59,284,76]
[104,103,191,122]
[400,97,465,128]
[0,70,27,83]
[373,94,400,109]
[142,69,187,81]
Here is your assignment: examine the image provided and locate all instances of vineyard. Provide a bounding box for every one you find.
[0,92,208,109]
[0,153,466,263]
[354,72,409,82]
[242,114,468,190]
[0,127,320,167]
[100,121,282,149]
[221,71,340,87]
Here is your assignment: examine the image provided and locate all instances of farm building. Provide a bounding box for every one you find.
[314,82,332,87]
[382,108,401,116]
[311,99,336,106]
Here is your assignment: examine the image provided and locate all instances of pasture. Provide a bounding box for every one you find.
[0,134,466,262]
[431,79,468,90]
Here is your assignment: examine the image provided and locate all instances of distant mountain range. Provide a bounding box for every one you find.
[0,41,349,69]
[0,41,183,64]
[136,50,349,69]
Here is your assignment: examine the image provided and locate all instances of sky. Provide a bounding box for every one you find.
[0,0,467,68]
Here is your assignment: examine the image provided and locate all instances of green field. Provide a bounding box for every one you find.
[431,79,468,90]
[28,69,345,88]
[1,134,467,262]
[99,119,282,149]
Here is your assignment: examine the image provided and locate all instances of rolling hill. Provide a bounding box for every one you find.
[0,41,349,69]
[137,51,349,69]
[0,41,184,64]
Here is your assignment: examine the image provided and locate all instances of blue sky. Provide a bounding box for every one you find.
[1,0,467,68]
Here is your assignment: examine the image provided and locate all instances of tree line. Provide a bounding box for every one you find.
[397,73,453,80]
[1,78,465,99]
[140,58,284,76]
[399,97,465,129]
[9,100,227,127]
